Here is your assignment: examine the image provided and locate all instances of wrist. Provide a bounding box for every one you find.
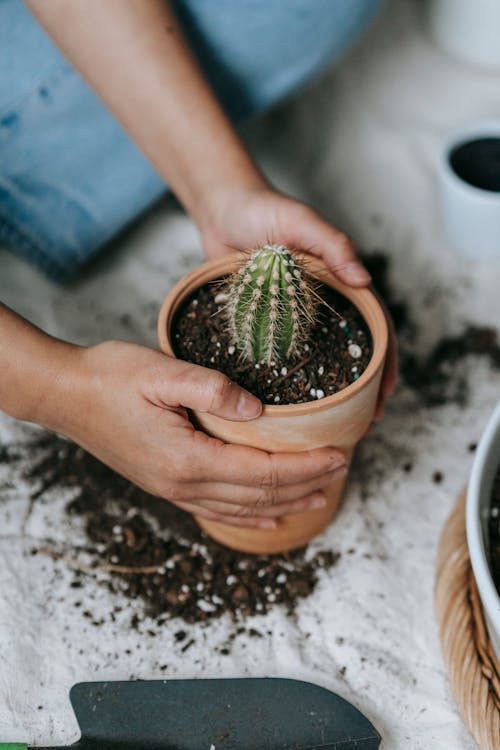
[195,178,271,238]
[17,340,84,433]
[0,304,85,431]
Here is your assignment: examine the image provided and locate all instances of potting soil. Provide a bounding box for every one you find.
[172,282,372,405]
[489,464,500,593]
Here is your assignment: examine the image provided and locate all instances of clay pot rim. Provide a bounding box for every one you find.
[158,255,389,417]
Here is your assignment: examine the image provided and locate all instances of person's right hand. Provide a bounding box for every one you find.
[50,341,347,529]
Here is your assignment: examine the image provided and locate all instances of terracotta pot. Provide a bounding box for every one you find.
[158,256,388,554]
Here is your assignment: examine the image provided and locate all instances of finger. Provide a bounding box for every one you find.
[373,297,398,421]
[289,207,371,287]
[153,356,262,421]
[381,316,398,397]
[186,465,347,507]
[179,490,328,520]
[189,432,346,487]
[176,501,278,530]
[373,399,385,422]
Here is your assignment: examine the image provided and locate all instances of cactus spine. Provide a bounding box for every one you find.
[225,245,317,364]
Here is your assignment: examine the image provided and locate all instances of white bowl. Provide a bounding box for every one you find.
[466,400,500,661]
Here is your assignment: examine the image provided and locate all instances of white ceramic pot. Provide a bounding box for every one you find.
[438,119,500,261]
[466,400,500,662]
[427,0,500,69]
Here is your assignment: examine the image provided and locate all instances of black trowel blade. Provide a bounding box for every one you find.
[44,678,381,750]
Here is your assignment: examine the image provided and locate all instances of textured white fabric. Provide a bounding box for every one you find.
[1,1,498,747]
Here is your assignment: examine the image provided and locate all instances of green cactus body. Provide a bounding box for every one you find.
[225,245,316,364]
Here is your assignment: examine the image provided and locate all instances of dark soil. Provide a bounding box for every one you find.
[1,432,339,628]
[172,282,372,405]
[173,253,500,410]
[489,464,500,593]
[361,252,500,408]
[1,250,499,635]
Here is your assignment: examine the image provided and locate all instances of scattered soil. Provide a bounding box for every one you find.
[432,471,444,485]
[489,464,500,594]
[1,250,499,635]
[173,282,372,405]
[362,252,500,407]
[1,432,339,628]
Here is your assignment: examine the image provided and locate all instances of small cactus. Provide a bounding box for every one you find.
[224,244,317,364]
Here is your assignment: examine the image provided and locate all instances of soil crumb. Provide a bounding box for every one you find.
[1,432,340,627]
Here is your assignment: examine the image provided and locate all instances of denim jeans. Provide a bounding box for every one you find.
[0,0,380,281]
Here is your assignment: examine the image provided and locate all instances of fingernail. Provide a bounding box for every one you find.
[237,392,262,420]
[258,518,277,529]
[326,465,347,480]
[310,494,327,509]
[343,262,371,284]
[329,456,346,470]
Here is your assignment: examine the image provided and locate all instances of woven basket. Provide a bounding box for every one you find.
[435,492,500,749]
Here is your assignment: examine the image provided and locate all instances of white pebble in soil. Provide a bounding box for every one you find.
[316,389,325,399]
[227,345,235,355]
[348,344,362,359]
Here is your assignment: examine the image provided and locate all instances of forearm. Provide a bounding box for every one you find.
[0,304,80,429]
[25,0,268,226]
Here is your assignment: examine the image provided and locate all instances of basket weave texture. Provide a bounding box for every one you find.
[435,492,500,749]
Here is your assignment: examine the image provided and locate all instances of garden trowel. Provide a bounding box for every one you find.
[0,677,381,749]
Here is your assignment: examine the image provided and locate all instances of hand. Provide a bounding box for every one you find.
[53,341,347,529]
[199,184,397,417]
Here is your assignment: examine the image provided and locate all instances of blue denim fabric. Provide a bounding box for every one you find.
[0,0,380,281]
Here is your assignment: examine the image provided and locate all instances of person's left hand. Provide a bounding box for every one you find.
[199,185,398,418]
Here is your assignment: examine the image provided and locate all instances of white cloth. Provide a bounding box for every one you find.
[1,1,498,747]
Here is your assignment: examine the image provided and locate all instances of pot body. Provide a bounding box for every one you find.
[439,119,500,261]
[466,400,500,662]
[158,256,388,554]
[427,0,500,69]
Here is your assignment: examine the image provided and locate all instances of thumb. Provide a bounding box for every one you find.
[294,207,371,287]
[161,358,262,421]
